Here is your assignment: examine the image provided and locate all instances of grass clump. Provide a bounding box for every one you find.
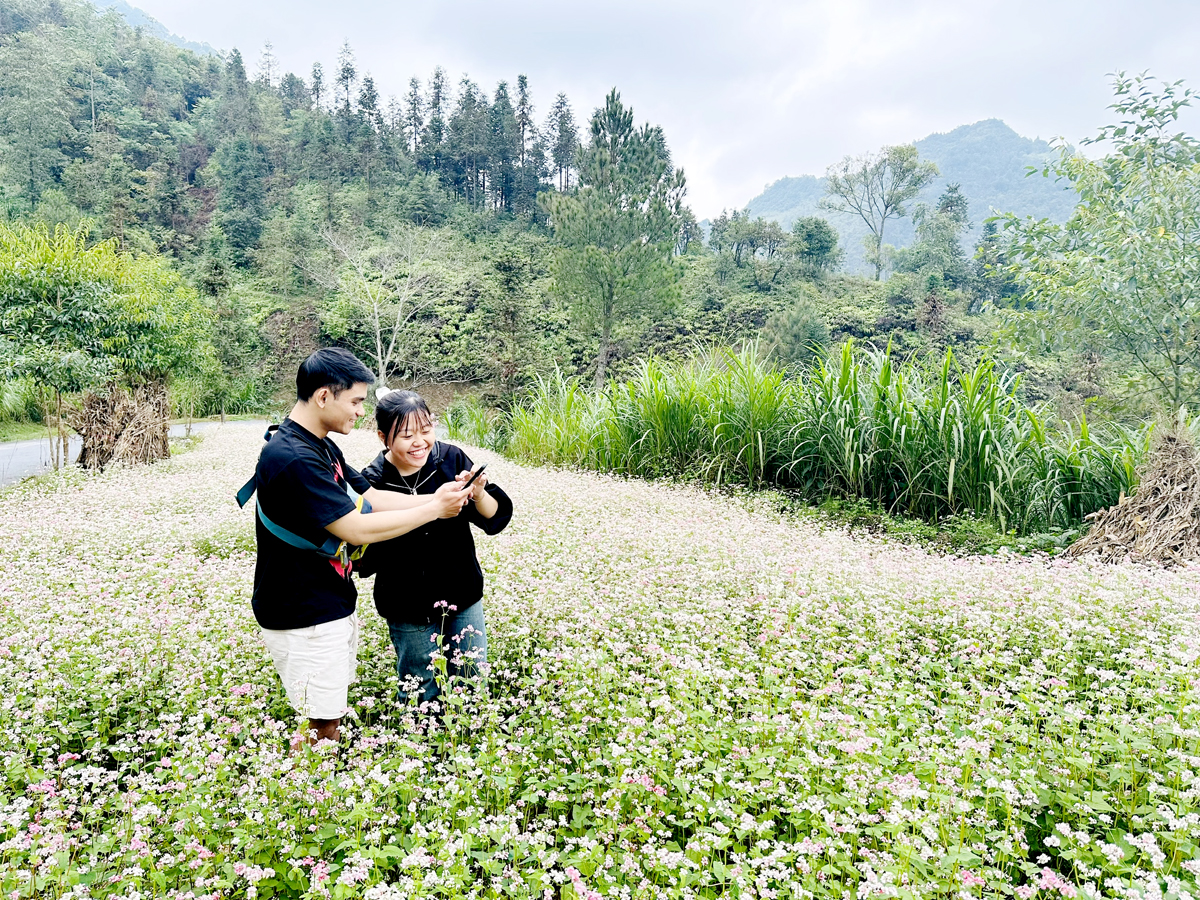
[451,342,1152,536]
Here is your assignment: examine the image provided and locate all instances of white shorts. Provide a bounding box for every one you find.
[260,613,359,720]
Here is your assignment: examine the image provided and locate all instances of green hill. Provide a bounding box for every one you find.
[744,119,1077,273]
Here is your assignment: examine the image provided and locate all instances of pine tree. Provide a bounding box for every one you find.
[255,41,278,87]
[356,75,383,204]
[541,89,687,388]
[308,115,342,224]
[226,48,248,91]
[515,74,533,166]
[0,28,76,208]
[279,72,309,112]
[215,136,268,266]
[335,41,356,114]
[489,81,519,211]
[517,128,550,214]
[358,75,381,131]
[199,225,233,297]
[448,78,489,206]
[404,77,423,154]
[310,62,325,109]
[380,94,406,170]
[419,67,447,174]
[514,80,550,216]
[217,48,258,137]
[400,78,420,154]
[385,94,403,133]
[973,220,1021,308]
[546,93,577,191]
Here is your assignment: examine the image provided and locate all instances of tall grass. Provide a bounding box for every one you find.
[448,343,1150,534]
[506,373,600,467]
[1022,414,1144,532]
[0,378,43,425]
[442,394,511,453]
[168,374,270,419]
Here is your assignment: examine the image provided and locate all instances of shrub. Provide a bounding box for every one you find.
[0,377,42,424]
[761,297,829,368]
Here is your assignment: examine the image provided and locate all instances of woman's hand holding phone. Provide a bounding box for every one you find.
[457,463,500,519]
[457,464,489,500]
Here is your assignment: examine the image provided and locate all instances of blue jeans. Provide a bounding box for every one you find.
[387,602,487,706]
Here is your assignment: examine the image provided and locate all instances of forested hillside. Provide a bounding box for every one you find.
[3,0,1189,438]
[0,0,602,412]
[0,0,926,417]
[745,119,1076,272]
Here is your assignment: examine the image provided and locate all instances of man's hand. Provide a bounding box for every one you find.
[327,482,470,545]
[432,480,470,518]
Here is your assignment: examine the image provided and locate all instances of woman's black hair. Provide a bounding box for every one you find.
[375,390,435,447]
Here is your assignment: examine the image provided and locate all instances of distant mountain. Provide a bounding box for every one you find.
[90,0,219,56]
[744,119,1076,274]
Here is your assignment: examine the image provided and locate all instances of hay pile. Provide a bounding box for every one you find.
[67,382,171,470]
[68,387,135,470]
[1069,429,1200,566]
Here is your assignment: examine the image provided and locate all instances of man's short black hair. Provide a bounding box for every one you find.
[296,348,375,401]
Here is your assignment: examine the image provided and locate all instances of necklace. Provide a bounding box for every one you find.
[384,443,441,494]
[386,464,436,495]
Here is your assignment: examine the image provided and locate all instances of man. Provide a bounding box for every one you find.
[248,348,469,745]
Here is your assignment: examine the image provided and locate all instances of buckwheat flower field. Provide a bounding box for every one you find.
[1,428,1199,900]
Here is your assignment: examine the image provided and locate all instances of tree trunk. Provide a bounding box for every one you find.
[43,393,58,472]
[58,390,68,468]
[873,220,887,281]
[594,323,612,392]
[55,391,67,470]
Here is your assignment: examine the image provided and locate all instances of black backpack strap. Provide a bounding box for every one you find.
[234,421,368,563]
[236,474,257,509]
[235,423,281,508]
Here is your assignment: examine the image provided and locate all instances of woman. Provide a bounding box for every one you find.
[359,390,513,708]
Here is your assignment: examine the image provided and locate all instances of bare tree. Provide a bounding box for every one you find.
[310,225,445,387]
[821,145,938,280]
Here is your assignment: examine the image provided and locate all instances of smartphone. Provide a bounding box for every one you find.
[460,463,487,492]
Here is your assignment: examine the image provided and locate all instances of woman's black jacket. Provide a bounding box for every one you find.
[357,444,513,624]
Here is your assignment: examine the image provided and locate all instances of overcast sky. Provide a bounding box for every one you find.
[129,0,1200,219]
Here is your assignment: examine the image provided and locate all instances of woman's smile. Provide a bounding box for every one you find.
[382,413,439,475]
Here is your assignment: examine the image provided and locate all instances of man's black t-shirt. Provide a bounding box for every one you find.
[251,418,371,630]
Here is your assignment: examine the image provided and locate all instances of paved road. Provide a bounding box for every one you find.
[0,419,269,488]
